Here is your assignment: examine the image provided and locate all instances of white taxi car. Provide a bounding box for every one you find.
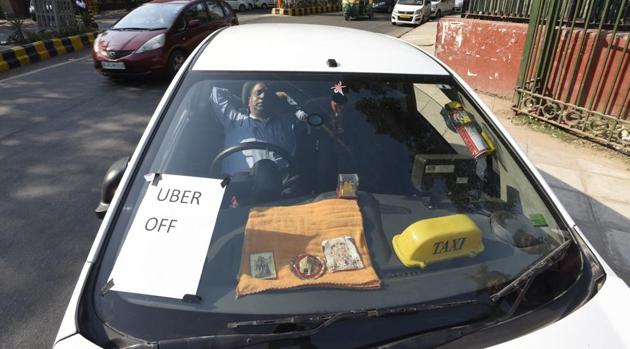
[53,24,630,348]
[391,0,430,26]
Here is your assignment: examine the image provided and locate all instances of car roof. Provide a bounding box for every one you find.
[192,24,449,75]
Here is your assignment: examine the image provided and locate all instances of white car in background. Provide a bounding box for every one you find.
[254,0,275,8]
[53,23,630,349]
[430,0,454,17]
[391,0,430,26]
[225,0,251,11]
[454,0,463,11]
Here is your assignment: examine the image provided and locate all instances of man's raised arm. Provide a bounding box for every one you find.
[210,86,248,126]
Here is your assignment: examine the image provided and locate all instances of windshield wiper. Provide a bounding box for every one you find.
[490,236,573,316]
[373,237,575,349]
[124,300,483,349]
[149,27,167,31]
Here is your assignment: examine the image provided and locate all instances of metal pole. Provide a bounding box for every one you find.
[514,0,545,105]
[575,0,612,108]
[552,0,584,99]
[585,0,628,112]
[562,0,596,103]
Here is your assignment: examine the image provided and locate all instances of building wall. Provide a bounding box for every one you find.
[435,17,630,119]
[435,17,528,98]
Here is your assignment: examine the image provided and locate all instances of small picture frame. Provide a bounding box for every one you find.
[336,173,359,199]
[249,252,277,280]
[322,236,364,272]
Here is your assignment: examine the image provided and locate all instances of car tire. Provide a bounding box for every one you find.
[391,21,396,25]
[167,49,187,78]
[248,4,253,9]
[344,13,350,21]
[239,4,246,11]
[261,3,267,8]
[436,9,441,18]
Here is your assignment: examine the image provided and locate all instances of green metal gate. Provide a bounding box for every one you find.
[511,0,630,154]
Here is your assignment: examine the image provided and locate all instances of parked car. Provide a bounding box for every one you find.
[372,0,396,13]
[225,0,251,11]
[92,0,237,78]
[55,23,630,349]
[254,0,275,8]
[454,0,463,11]
[430,0,454,17]
[391,0,430,25]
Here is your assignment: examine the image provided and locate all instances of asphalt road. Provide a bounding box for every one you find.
[0,10,415,349]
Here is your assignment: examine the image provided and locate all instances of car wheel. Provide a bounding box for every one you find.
[391,21,396,25]
[387,4,392,12]
[167,49,187,78]
[436,9,441,18]
[344,13,350,20]
[261,3,267,8]
[239,4,246,11]
[248,3,253,9]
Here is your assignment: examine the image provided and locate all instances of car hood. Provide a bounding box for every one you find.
[98,29,166,51]
[394,4,423,11]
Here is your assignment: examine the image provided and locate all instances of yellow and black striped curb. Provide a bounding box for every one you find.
[0,32,98,73]
[271,5,341,15]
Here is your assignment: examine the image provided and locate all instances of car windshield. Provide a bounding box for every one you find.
[398,0,424,5]
[113,3,184,30]
[93,72,574,342]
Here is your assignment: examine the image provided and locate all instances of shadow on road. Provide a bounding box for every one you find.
[0,58,168,348]
[539,170,630,285]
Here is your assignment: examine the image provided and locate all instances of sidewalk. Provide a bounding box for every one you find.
[0,9,124,47]
[400,22,630,281]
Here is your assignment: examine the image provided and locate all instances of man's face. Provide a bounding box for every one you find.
[249,82,267,118]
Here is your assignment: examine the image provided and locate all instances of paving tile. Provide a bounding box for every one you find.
[590,197,630,227]
[583,173,630,205]
[536,164,585,192]
[577,158,630,181]
[549,186,595,223]
[604,229,630,274]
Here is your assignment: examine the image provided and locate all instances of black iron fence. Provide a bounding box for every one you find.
[464,0,630,29]
[512,0,630,154]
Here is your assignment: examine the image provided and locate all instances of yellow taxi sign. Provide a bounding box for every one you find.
[392,214,484,268]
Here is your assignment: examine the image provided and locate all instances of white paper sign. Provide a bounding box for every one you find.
[108,174,225,299]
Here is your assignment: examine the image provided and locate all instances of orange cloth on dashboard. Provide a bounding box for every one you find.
[236,199,381,297]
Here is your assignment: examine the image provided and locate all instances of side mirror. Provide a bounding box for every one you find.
[188,19,201,28]
[95,156,130,219]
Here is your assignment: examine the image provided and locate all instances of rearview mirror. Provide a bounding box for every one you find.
[188,19,201,28]
[95,156,130,219]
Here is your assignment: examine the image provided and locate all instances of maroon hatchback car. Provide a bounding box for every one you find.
[93,0,237,78]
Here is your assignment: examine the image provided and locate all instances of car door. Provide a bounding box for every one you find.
[206,0,230,31]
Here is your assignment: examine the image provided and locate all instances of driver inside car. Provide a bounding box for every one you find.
[210,81,308,175]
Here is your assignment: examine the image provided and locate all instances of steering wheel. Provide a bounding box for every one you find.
[210,141,297,178]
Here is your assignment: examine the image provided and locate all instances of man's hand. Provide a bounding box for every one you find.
[275,91,290,100]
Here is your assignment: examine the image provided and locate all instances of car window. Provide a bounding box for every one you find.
[113,3,184,30]
[94,72,574,342]
[206,0,226,19]
[219,1,233,15]
[184,2,210,24]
